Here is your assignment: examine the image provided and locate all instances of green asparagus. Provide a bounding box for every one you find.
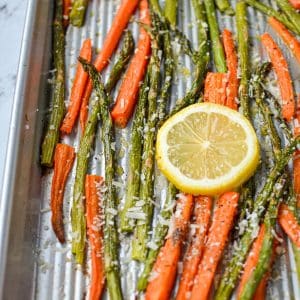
[105,30,135,95]
[240,176,286,300]
[215,0,235,15]
[236,1,251,120]
[215,138,300,300]
[157,20,174,124]
[120,73,150,232]
[164,0,177,27]
[137,183,177,291]
[70,0,88,27]
[168,0,209,117]
[245,0,300,35]
[275,0,300,34]
[41,0,65,167]
[132,36,161,261]
[204,0,227,72]
[79,58,122,300]
[70,34,136,265]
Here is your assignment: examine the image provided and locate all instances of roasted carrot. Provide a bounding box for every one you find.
[268,17,300,64]
[79,0,139,130]
[237,224,266,299]
[223,29,238,110]
[204,72,227,105]
[278,203,300,247]
[294,150,300,207]
[51,143,75,243]
[294,95,300,207]
[238,224,278,300]
[252,241,277,300]
[261,33,295,121]
[288,0,300,9]
[85,175,105,300]
[145,194,194,300]
[63,0,72,28]
[190,192,239,300]
[60,38,92,134]
[176,196,213,300]
[111,0,151,128]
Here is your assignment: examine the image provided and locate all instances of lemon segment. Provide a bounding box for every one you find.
[156,103,260,195]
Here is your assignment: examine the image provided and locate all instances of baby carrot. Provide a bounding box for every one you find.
[190,192,239,300]
[288,0,300,9]
[63,0,72,28]
[268,17,300,64]
[223,29,238,110]
[237,224,266,298]
[60,38,92,134]
[51,143,75,243]
[85,175,105,300]
[261,32,295,121]
[278,203,300,247]
[176,196,212,300]
[144,194,194,300]
[111,0,151,128]
[204,72,227,105]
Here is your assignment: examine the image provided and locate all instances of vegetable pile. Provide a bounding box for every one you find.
[41,0,300,299]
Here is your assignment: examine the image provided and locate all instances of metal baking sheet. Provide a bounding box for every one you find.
[0,0,300,299]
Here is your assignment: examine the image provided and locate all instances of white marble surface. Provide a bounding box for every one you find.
[0,0,28,186]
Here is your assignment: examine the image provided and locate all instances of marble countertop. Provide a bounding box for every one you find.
[0,0,28,187]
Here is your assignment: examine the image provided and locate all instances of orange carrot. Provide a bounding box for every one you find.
[238,225,278,300]
[111,0,151,128]
[63,0,72,28]
[261,33,295,121]
[288,0,300,9]
[268,17,300,64]
[294,150,300,207]
[85,175,105,300]
[223,29,238,110]
[190,192,239,300]
[145,194,194,300]
[252,242,277,300]
[79,0,140,131]
[51,144,75,243]
[176,196,213,300]
[237,224,266,299]
[294,95,300,207]
[204,72,227,105]
[60,39,92,134]
[278,203,300,247]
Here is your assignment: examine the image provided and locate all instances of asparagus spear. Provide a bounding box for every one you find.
[168,1,209,117]
[69,0,88,27]
[215,0,235,15]
[79,58,122,300]
[131,36,161,261]
[105,30,135,95]
[137,183,177,291]
[41,0,65,167]
[70,36,133,264]
[157,19,174,124]
[275,0,300,34]
[215,139,299,300]
[244,0,300,35]
[236,1,251,120]
[204,0,227,73]
[164,0,177,27]
[120,73,149,232]
[263,89,293,143]
[240,176,286,300]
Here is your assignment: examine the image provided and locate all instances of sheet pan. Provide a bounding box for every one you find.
[0,0,299,299]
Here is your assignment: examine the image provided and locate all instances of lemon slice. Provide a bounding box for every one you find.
[156,103,260,195]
